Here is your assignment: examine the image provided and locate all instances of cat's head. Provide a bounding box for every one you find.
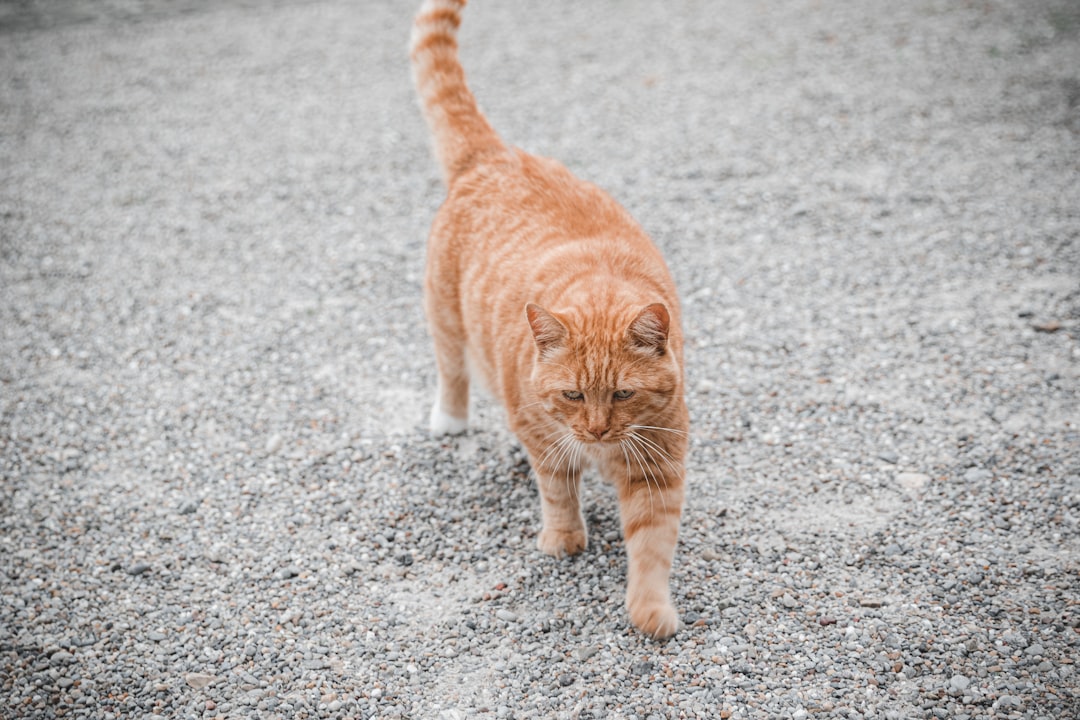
[526,302,680,445]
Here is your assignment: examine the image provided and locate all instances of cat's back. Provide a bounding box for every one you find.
[439,148,636,246]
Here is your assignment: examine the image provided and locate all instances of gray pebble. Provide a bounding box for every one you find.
[50,651,74,665]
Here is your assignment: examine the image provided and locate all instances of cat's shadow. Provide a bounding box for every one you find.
[433,425,629,563]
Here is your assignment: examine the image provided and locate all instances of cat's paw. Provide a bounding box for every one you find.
[429,404,468,436]
[537,527,587,557]
[628,598,680,640]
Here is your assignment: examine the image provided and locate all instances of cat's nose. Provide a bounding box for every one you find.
[589,427,608,440]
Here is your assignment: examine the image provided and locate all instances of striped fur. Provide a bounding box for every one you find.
[410,1,688,640]
[410,0,506,185]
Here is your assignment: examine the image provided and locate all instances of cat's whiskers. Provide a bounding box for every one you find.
[620,436,657,517]
[627,430,682,479]
[538,431,582,501]
[536,424,572,445]
[625,433,672,514]
[569,439,585,501]
[538,432,574,469]
[619,442,633,487]
[629,423,689,437]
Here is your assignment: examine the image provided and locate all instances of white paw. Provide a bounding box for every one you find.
[429,404,468,436]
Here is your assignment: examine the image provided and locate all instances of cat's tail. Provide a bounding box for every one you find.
[410,0,507,186]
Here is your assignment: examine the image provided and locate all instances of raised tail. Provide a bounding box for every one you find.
[410,0,507,186]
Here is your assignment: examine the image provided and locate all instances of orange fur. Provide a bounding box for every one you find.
[411,0,688,639]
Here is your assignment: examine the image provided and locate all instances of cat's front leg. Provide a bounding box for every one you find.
[532,465,588,557]
[616,467,685,640]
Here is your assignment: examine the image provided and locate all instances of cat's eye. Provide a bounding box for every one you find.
[563,391,584,401]
[613,389,635,401]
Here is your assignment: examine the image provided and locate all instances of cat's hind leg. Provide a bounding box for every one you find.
[428,339,469,435]
[425,298,470,436]
[430,376,469,435]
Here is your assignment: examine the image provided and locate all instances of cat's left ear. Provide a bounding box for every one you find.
[627,303,669,355]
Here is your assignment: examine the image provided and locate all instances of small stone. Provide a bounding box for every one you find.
[883,543,903,556]
[178,500,199,515]
[277,566,301,580]
[963,467,992,483]
[495,609,518,623]
[265,434,284,454]
[558,674,574,687]
[818,616,837,626]
[997,695,1022,708]
[1025,644,1044,657]
[127,562,152,576]
[396,553,413,567]
[1032,320,1061,333]
[148,632,166,642]
[185,673,218,689]
[877,452,899,464]
[949,675,970,693]
[780,593,798,608]
[1003,631,1028,648]
[632,661,656,675]
[859,598,884,608]
[50,650,73,665]
[897,472,930,491]
[575,646,600,661]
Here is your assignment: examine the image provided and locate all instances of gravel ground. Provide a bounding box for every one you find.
[2,1,1079,718]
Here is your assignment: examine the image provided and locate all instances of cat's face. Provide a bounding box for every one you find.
[527,303,680,446]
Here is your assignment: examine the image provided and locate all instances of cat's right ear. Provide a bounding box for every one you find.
[627,303,670,355]
[526,303,568,358]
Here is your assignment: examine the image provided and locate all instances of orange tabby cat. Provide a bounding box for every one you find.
[411,0,688,639]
